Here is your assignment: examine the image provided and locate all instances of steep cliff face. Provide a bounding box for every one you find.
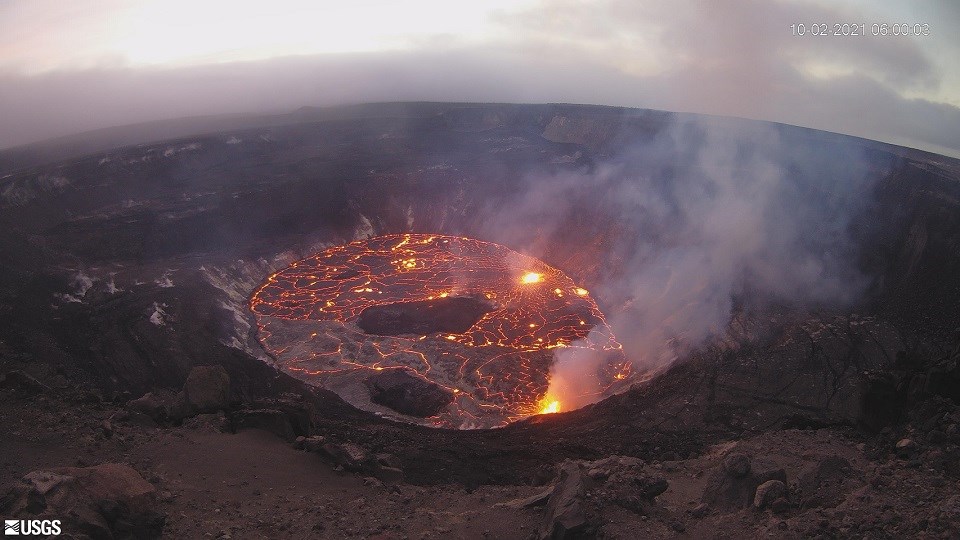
[857,156,960,331]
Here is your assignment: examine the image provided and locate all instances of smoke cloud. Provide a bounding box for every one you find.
[482,115,885,406]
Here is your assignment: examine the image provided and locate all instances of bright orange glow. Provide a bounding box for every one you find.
[575,287,589,296]
[250,233,629,427]
[521,272,544,284]
[539,398,561,414]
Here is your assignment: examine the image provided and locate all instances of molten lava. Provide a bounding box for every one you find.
[521,272,544,284]
[250,233,630,427]
[539,398,561,415]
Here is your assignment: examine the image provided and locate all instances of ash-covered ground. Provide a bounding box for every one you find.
[1,103,959,538]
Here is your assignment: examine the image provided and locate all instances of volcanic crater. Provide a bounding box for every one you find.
[250,233,630,428]
[2,103,960,538]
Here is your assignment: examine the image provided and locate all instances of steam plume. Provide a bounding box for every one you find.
[483,115,885,406]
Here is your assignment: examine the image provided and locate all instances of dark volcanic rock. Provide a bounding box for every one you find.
[0,370,48,394]
[308,442,405,483]
[183,366,230,413]
[167,394,194,423]
[318,442,370,471]
[723,453,751,478]
[249,397,313,436]
[604,472,668,514]
[753,479,788,509]
[583,456,667,515]
[299,435,326,453]
[365,369,454,417]
[356,295,493,336]
[702,453,787,510]
[895,438,918,458]
[126,392,168,423]
[541,462,591,540]
[797,455,861,509]
[0,463,164,539]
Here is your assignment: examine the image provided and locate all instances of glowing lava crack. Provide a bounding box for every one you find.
[250,234,630,428]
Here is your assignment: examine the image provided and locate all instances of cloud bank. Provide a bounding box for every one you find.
[0,0,958,156]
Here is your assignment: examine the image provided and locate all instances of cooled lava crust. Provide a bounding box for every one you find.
[250,233,630,428]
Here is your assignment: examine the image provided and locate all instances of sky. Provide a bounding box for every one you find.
[1,0,958,156]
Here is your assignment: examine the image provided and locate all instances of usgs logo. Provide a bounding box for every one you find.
[4,519,61,536]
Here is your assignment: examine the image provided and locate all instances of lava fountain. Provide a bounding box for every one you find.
[250,234,630,428]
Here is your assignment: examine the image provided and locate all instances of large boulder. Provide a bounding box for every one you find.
[371,453,405,485]
[722,453,751,478]
[702,452,786,510]
[541,462,591,540]
[753,480,788,510]
[182,365,230,413]
[0,463,164,539]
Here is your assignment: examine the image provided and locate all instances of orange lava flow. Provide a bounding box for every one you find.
[249,233,630,427]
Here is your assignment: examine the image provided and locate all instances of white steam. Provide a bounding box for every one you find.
[484,116,883,407]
